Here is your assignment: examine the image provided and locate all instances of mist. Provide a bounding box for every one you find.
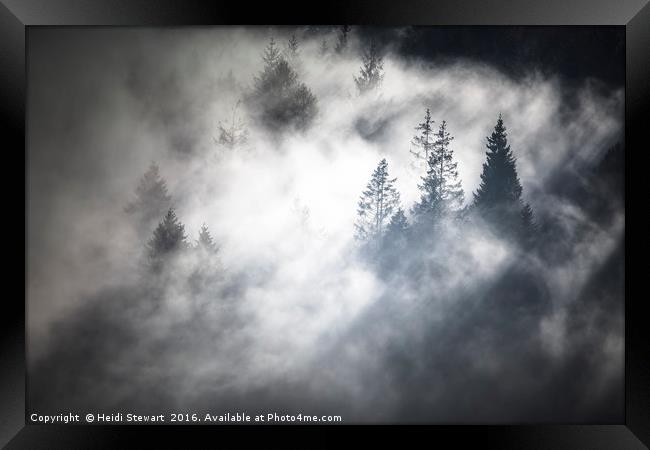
[27,26,624,423]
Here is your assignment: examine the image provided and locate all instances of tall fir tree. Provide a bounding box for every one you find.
[125,163,172,233]
[196,223,218,253]
[262,37,281,68]
[384,208,409,248]
[354,40,384,95]
[355,158,401,244]
[285,33,299,61]
[386,208,409,235]
[216,100,248,150]
[431,121,464,211]
[412,151,444,227]
[519,202,537,247]
[412,120,464,228]
[473,115,522,207]
[147,208,188,272]
[410,108,435,163]
[188,223,221,297]
[247,38,318,131]
[378,208,410,274]
[473,114,534,240]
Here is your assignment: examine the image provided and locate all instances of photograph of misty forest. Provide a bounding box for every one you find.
[27,26,624,423]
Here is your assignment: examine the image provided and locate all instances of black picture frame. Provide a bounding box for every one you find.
[2,1,648,447]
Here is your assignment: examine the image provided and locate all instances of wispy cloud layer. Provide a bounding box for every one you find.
[28,27,624,422]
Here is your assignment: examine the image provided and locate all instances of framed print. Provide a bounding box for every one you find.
[1,0,648,448]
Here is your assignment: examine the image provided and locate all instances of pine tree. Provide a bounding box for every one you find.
[519,202,537,247]
[196,223,218,253]
[384,208,409,246]
[147,208,188,272]
[376,208,410,274]
[262,37,281,68]
[189,223,221,296]
[473,114,534,239]
[355,159,401,244]
[412,120,464,228]
[473,115,522,207]
[125,163,172,233]
[216,100,248,150]
[431,121,464,211]
[335,25,351,54]
[285,33,299,61]
[354,40,384,95]
[247,38,318,131]
[412,151,444,228]
[410,108,434,163]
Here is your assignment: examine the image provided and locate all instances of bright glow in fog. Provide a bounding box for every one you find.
[27,27,624,422]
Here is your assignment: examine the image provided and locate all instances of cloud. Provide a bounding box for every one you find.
[27,26,624,422]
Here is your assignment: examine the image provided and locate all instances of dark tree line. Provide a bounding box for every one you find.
[232,29,386,142]
[129,26,390,273]
[129,37,538,280]
[222,30,387,142]
[145,207,220,274]
[355,112,537,263]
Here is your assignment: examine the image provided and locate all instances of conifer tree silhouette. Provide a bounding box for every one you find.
[147,208,188,272]
[354,40,384,95]
[410,108,434,163]
[125,163,172,234]
[473,114,535,241]
[412,120,464,230]
[355,158,401,245]
[196,223,218,253]
[247,38,318,131]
